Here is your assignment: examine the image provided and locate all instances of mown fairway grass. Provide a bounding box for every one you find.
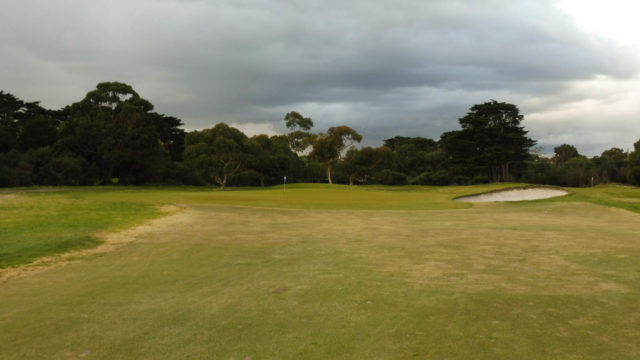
[1,183,639,359]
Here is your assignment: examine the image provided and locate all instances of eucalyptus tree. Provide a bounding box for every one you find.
[246,134,299,187]
[184,123,253,189]
[283,111,314,154]
[343,146,392,185]
[310,126,362,184]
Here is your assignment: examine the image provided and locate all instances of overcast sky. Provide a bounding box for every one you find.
[2,0,639,155]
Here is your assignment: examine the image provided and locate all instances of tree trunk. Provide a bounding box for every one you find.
[214,174,227,190]
[220,174,227,190]
[349,175,354,186]
[327,163,333,184]
[259,175,265,187]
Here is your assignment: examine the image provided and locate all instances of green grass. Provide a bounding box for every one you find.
[1,184,640,359]
[0,190,161,268]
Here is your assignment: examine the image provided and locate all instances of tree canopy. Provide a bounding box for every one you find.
[441,100,536,182]
[1,84,638,189]
[310,126,362,184]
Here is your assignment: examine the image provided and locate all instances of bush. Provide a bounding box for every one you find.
[38,154,86,185]
[430,170,450,185]
[451,175,470,185]
[410,172,432,185]
[373,169,408,185]
[557,157,595,187]
[470,175,489,184]
[0,150,34,187]
[229,170,262,186]
[162,161,205,185]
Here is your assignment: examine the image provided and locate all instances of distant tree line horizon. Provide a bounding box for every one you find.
[1,82,640,188]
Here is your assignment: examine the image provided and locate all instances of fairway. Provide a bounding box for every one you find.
[1,184,640,359]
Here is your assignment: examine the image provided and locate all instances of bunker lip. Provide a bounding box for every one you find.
[455,186,569,203]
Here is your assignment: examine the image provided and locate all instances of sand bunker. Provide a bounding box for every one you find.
[456,187,569,202]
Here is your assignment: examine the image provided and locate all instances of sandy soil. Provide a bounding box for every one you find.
[456,187,569,202]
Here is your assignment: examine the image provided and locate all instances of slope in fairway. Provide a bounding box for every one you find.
[1,185,639,359]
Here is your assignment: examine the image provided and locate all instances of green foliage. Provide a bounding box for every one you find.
[245,134,301,186]
[284,111,313,131]
[56,82,179,184]
[342,146,392,185]
[553,144,580,164]
[409,170,452,185]
[229,169,262,186]
[628,140,640,185]
[523,157,555,184]
[2,86,638,189]
[383,136,437,152]
[442,100,536,182]
[470,175,489,184]
[451,175,470,185]
[19,114,58,150]
[593,147,628,183]
[373,169,408,185]
[0,91,47,153]
[310,125,362,184]
[284,111,314,154]
[0,150,33,186]
[556,156,596,187]
[184,123,250,189]
[37,153,86,185]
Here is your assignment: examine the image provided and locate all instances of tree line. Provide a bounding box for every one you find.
[1,82,639,188]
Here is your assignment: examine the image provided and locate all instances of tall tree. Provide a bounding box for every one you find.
[284,111,314,154]
[553,144,580,165]
[149,113,186,161]
[184,123,250,189]
[628,140,640,186]
[343,146,392,185]
[0,91,44,153]
[594,147,628,183]
[57,82,169,183]
[19,114,59,150]
[441,100,535,182]
[245,134,299,187]
[310,126,362,184]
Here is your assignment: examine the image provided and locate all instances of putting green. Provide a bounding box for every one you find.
[1,184,639,359]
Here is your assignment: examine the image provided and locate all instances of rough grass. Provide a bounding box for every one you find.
[0,191,160,268]
[1,184,639,359]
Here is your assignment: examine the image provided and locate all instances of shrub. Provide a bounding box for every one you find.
[373,169,408,185]
[229,170,262,187]
[38,154,86,185]
[451,175,470,185]
[430,170,450,185]
[470,175,489,184]
[410,172,432,185]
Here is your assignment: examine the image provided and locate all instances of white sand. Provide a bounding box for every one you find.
[456,187,568,202]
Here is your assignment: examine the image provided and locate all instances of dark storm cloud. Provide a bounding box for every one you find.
[1,0,638,154]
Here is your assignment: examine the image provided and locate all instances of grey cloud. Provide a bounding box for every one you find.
[1,0,639,156]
